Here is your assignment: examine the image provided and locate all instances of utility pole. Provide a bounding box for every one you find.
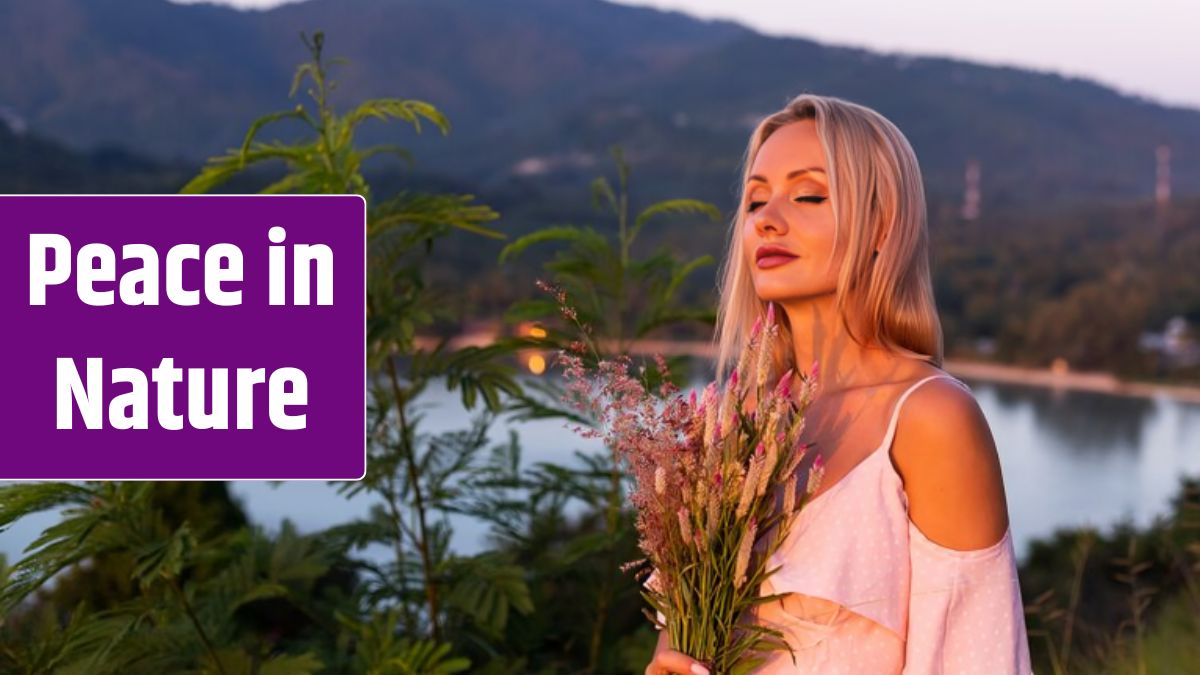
[961,157,981,221]
[1156,144,1171,225]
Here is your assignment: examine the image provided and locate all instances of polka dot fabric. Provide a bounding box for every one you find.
[647,374,1034,674]
[756,374,1032,673]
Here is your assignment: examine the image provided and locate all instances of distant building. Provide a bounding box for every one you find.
[973,336,997,356]
[512,150,597,176]
[1139,315,1200,368]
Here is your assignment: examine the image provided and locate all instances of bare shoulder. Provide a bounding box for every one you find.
[891,374,1011,550]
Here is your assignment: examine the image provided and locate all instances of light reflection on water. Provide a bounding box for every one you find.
[3,369,1198,568]
[214,372,1200,565]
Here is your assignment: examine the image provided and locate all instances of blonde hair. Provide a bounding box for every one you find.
[713,93,943,384]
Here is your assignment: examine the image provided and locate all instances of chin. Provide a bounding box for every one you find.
[753,287,830,303]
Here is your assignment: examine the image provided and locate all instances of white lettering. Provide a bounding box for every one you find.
[54,357,307,430]
[77,243,117,306]
[30,234,72,305]
[236,367,267,429]
[56,357,103,429]
[294,244,333,305]
[120,244,159,305]
[269,367,307,430]
[205,243,243,306]
[28,235,246,306]
[110,367,148,429]
[165,244,200,306]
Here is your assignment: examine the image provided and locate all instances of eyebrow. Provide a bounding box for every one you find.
[747,167,826,183]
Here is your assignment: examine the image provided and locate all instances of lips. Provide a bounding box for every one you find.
[756,245,797,266]
[755,245,796,261]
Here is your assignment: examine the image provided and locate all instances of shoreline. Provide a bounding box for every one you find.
[943,358,1200,405]
[416,334,1200,405]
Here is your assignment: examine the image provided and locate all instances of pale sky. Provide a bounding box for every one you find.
[171,0,1200,110]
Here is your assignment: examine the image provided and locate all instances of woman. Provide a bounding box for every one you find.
[644,94,1033,674]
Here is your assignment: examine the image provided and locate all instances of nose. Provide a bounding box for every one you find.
[752,199,787,236]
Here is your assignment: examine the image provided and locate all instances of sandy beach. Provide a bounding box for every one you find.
[944,358,1200,405]
[417,333,1200,405]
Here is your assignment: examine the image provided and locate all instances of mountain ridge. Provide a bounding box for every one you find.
[1,0,1196,207]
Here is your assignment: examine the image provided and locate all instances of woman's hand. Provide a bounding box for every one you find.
[645,628,711,675]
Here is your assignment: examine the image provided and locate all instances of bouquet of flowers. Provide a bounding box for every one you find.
[543,281,824,673]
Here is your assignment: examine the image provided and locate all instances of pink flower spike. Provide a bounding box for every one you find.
[811,359,820,380]
[775,367,794,399]
[730,370,739,389]
[812,453,824,470]
[766,301,776,326]
[715,471,723,487]
[689,388,697,408]
[749,315,763,340]
[755,442,765,457]
[714,420,723,439]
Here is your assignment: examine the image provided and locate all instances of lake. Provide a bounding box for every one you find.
[3,370,1199,568]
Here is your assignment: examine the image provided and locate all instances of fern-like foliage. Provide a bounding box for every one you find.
[0,479,350,674]
[337,610,470,675]
[498,144,720,390]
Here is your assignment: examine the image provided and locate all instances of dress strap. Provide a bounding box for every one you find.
[876,374,969,460]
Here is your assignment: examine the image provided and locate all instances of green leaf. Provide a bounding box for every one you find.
[345,98,452,136]
[372,191,503,240]
[665,254,717,303]
[590,176,618,215]
[501,297,560,324]
[635,307,716,337]
[631,198,722,245]
[288,62,317,98]
[238,108,312,165]
[444,552,533,637]
[179,143,311,194]
[258,171,310,195]
[259,651,324,675]
[361,143,416,168]
[0,482,92,533]
[497,225,606,264]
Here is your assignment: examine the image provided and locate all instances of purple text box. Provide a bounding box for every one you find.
[1,195,366,479]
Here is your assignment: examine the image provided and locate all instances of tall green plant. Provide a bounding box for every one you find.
[2,29,540,673]
[184,27,541,657]
[0,482,345,674]
[499,144,720,360]
[496,146,722,671]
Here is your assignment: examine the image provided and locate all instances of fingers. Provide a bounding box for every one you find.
[645,649,710,675]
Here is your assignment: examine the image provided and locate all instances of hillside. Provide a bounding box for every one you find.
[0,0,1195,209]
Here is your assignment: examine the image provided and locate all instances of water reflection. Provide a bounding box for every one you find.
[3,370,1198,569]
[983,377,1157,457]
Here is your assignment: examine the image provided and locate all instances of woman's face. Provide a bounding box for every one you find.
[741,119,842,305]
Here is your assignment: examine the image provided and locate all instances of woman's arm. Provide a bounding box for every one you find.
[892,377,1009,549]
[892,378,1033,673]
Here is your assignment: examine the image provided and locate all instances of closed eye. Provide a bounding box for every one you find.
[746,196,827,212]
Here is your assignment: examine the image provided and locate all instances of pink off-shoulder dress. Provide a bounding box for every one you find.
[648,373,1034,674]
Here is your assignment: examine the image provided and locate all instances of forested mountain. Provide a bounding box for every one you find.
[2,0,1196,378]
[0,0,1196,209]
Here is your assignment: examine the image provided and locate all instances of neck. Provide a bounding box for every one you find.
[778,294,906,396]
